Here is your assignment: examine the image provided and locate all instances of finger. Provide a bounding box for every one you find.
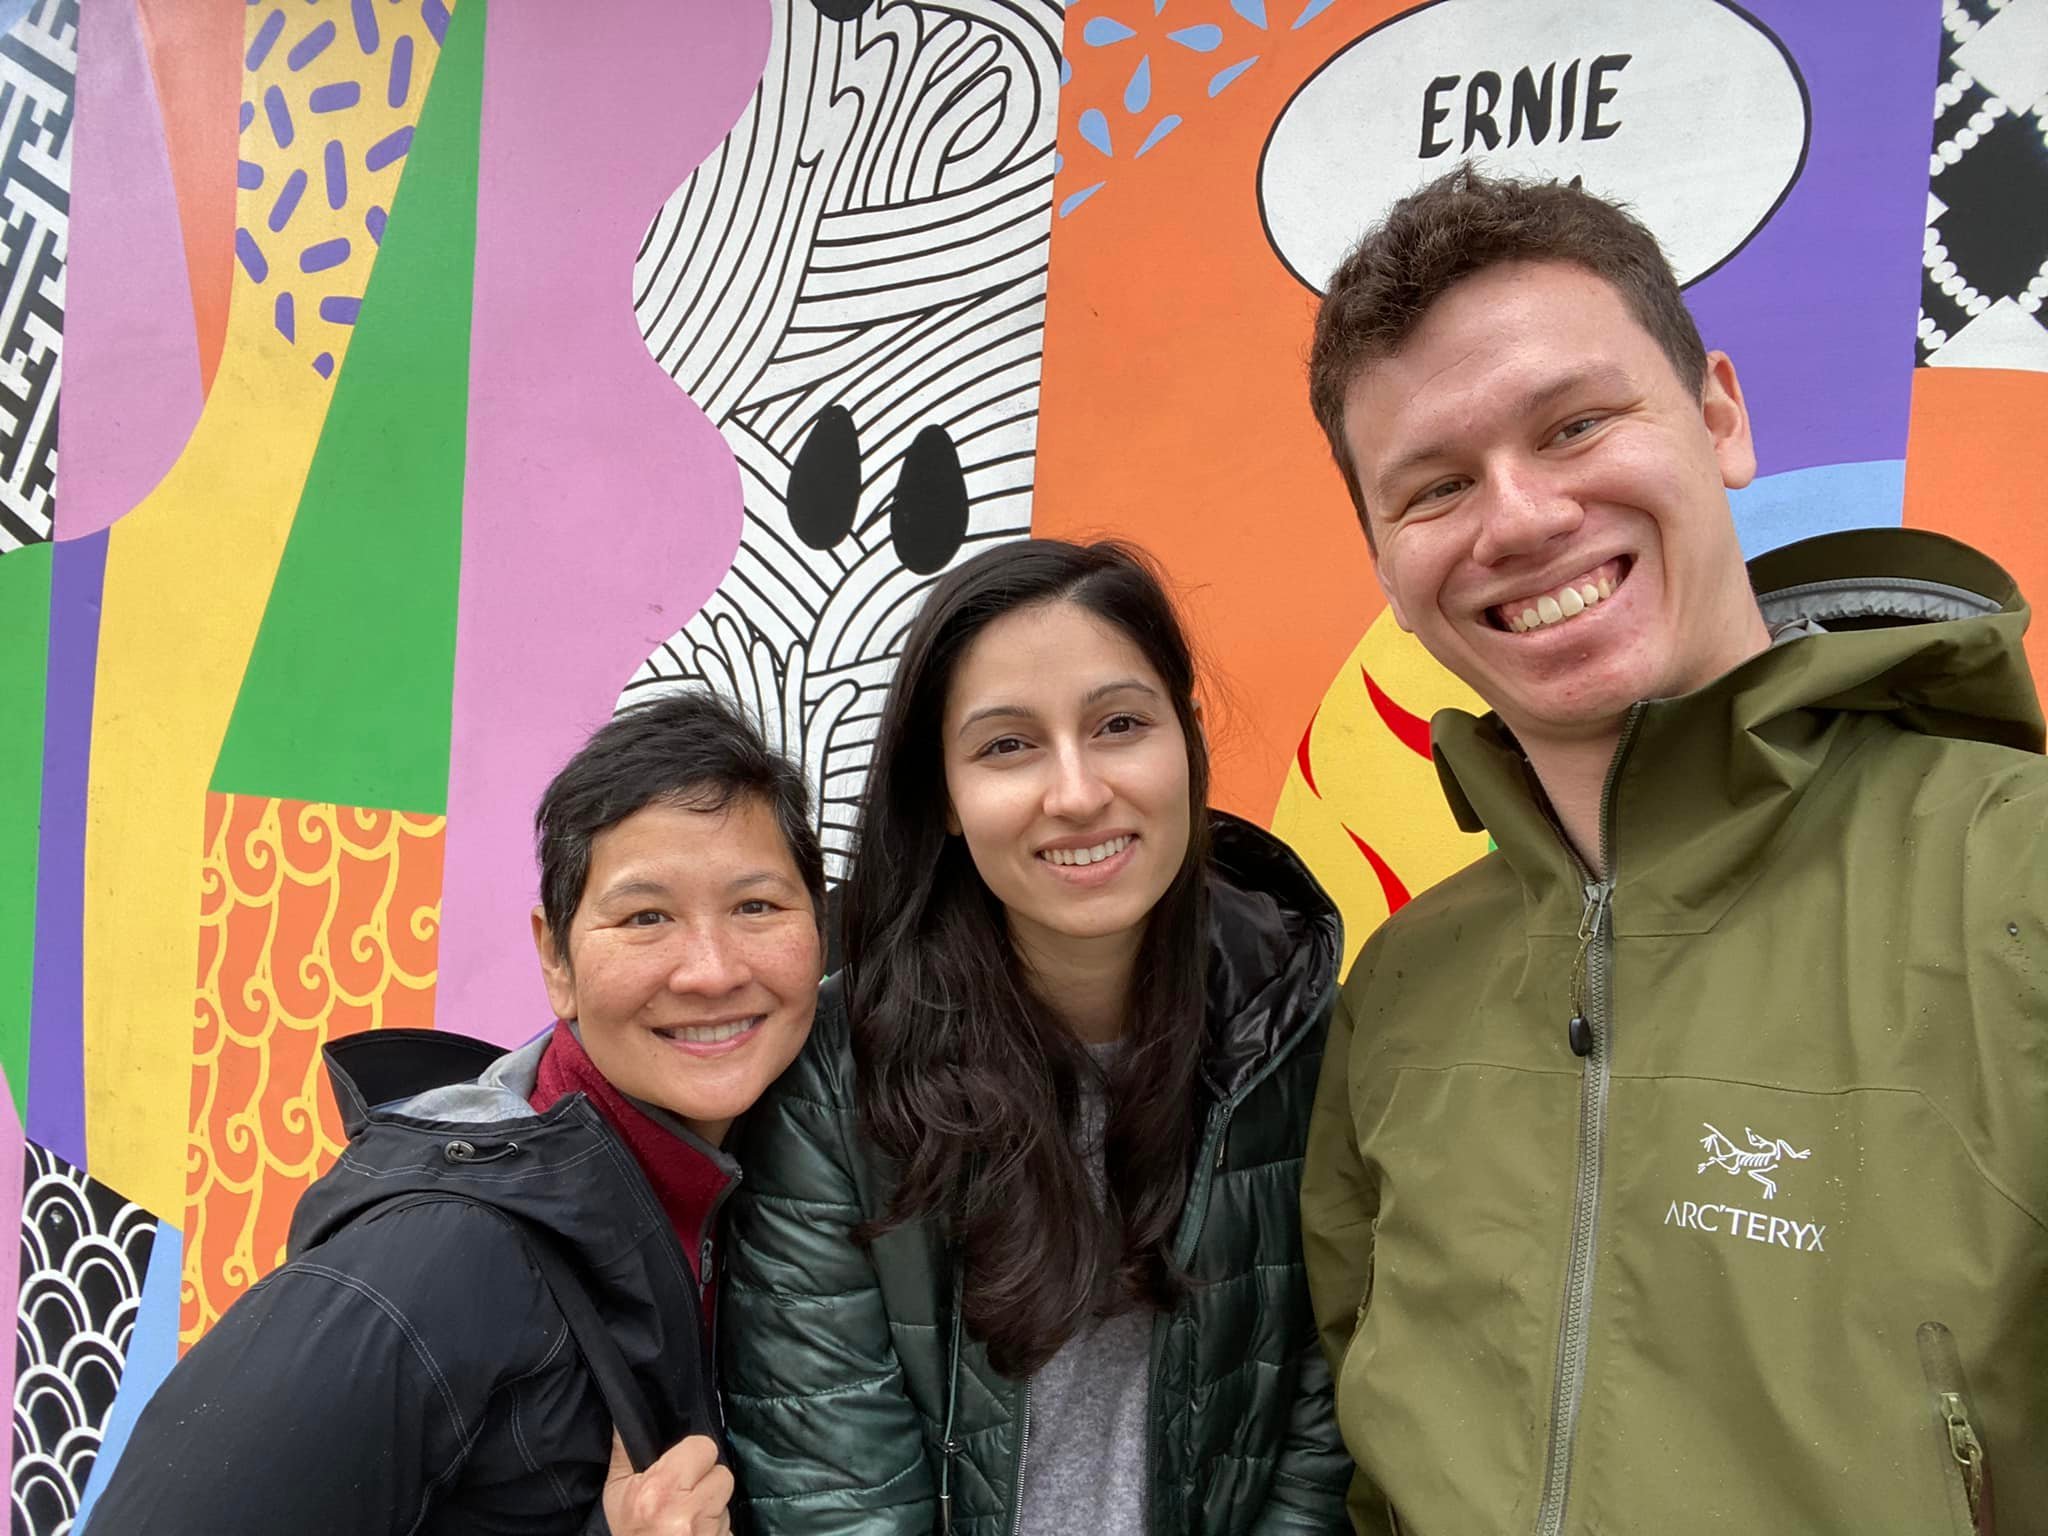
[606,1430,633,1487]
[649,1432,721,1491]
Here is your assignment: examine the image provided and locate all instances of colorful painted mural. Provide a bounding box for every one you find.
[0,0,2042,1527]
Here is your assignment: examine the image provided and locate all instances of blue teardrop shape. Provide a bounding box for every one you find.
[1078,108,1114,157]
[1125,55,1152,114]
[1082,17,1137,45]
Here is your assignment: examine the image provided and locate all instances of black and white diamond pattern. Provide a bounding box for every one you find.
[1919,0,2048,368]
[0,0,72,553]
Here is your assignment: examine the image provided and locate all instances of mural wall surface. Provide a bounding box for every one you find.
[0,0,2041,1527]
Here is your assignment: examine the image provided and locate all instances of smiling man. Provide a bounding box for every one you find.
[1298,167,2048,1535]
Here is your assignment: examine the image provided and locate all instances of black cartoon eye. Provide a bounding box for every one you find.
[787,406,862,550]
[889,425,969,576]
[811,0,877,18]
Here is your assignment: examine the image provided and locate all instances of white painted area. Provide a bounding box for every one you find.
[1259,0,1809,291]
[1926,295,2048,371]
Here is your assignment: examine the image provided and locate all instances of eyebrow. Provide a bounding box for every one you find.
[955,678,1162,738]
[1371,365,1637,506]
[595,870,799,905]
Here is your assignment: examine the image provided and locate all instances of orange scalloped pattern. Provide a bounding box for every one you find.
[181,793,444,1348]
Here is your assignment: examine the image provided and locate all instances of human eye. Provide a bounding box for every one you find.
[623,909,669,928]
[1550,415,1603,445]
[974,735,1030,760]
[1099,712,1148,737]
[1407,476,1469,511]
[735,898,778,917]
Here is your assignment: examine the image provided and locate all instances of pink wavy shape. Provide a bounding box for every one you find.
[438,0,768,1042]
[58,0,204,540]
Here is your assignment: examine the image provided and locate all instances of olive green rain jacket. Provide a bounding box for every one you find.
[1302,529,2048,1536]
[722,814,1352,1535]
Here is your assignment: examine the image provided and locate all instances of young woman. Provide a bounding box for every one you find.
[92,691,825,1536]
[722,541,1350,1534]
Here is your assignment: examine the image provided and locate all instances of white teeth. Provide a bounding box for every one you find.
[1042,835,1133,867]
[1502,570,1620,633]
[664,1018,758,1044]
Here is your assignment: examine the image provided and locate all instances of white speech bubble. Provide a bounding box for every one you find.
[1259,0,1809,292]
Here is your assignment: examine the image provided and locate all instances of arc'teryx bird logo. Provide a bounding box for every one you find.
[1696,1123,1810,1201]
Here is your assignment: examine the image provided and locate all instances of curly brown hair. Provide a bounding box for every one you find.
[1308,164,1707,545]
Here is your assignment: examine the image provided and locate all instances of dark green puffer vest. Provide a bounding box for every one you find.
[722,813,1352,1535]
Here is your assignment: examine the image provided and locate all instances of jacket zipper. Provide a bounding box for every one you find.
[1917,1321,1992,1534]
[940,1271,965,1534]
[1007,1381,1032,1536]
[1532,703,1642,1536]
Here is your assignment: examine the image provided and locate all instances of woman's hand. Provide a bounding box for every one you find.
[602,1432,733,1535]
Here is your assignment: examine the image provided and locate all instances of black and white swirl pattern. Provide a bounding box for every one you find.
[627,0,1065,874]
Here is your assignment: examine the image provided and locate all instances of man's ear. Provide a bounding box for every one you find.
[531,907,578,1021]
[1702,350,1756,492]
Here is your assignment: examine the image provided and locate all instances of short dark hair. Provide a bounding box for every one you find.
[1308,164,1708,543]
[534,690,826,962]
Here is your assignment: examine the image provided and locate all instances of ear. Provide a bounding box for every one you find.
[531,906,579,1021]
[1701,351,1756,492]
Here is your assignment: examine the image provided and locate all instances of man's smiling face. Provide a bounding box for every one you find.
[1342,259,1768,755]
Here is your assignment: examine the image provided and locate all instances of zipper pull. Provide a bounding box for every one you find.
[1939,1392,1987,1523]
[1566,880,1610,1057]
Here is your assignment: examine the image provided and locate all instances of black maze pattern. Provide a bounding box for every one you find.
[0,0,72,553]
[627,0,1064,876]
[1919,0,2048,365]
[11,1143,157,1536]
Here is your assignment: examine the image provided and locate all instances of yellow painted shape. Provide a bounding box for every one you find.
[83,2,452,1221]
[1270,609,1492,976]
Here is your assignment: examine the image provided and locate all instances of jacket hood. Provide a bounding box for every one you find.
[290,1028,722,1293]
[1201,809,1342,1103]
[1430,529,2043,932]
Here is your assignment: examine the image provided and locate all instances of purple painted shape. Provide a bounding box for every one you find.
[365,203,386,243]
[239,99,254,132]
[1684,0,1941,476]
[421,0,448,46]
[440,0,768,1044]
[0,1068,23,1506]
[264,83,294,146]
[318,295,360,324]
[236,157,263,189]
[312,351,334,378]
[324,138,346,208]
[274,290,294,342]
[300,236,349,272]
[57,0,205,542]
[268,166,306,232]
[246,7,284,69]
[388,33,412,107]
[27,533,108,1169]
[365,124,412,171]
[234,227,268,280]
[309,80,360,112]
[351,0,378,55]
[286,17,335,70]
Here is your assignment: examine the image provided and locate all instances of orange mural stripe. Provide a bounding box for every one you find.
[1362,663,1433,760]
[1034,1,1412,823]
[136,0,241,394]
[182,794,445,1350]
[1902,367,2048,689]
[1344,824,1411,915]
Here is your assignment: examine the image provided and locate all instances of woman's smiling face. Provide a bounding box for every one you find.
[940,599,1193,972]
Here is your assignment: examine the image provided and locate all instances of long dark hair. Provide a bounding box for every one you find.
[845,539,1213,1378]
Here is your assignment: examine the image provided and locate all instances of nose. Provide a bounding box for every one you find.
[665,922,751,997]
[1470,456,1582,566]
[1043,742,1114,821]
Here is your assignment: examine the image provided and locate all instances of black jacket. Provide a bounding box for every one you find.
[90,1028,726,1535]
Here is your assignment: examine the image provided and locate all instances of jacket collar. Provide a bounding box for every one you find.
[1430,529,2042,938]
